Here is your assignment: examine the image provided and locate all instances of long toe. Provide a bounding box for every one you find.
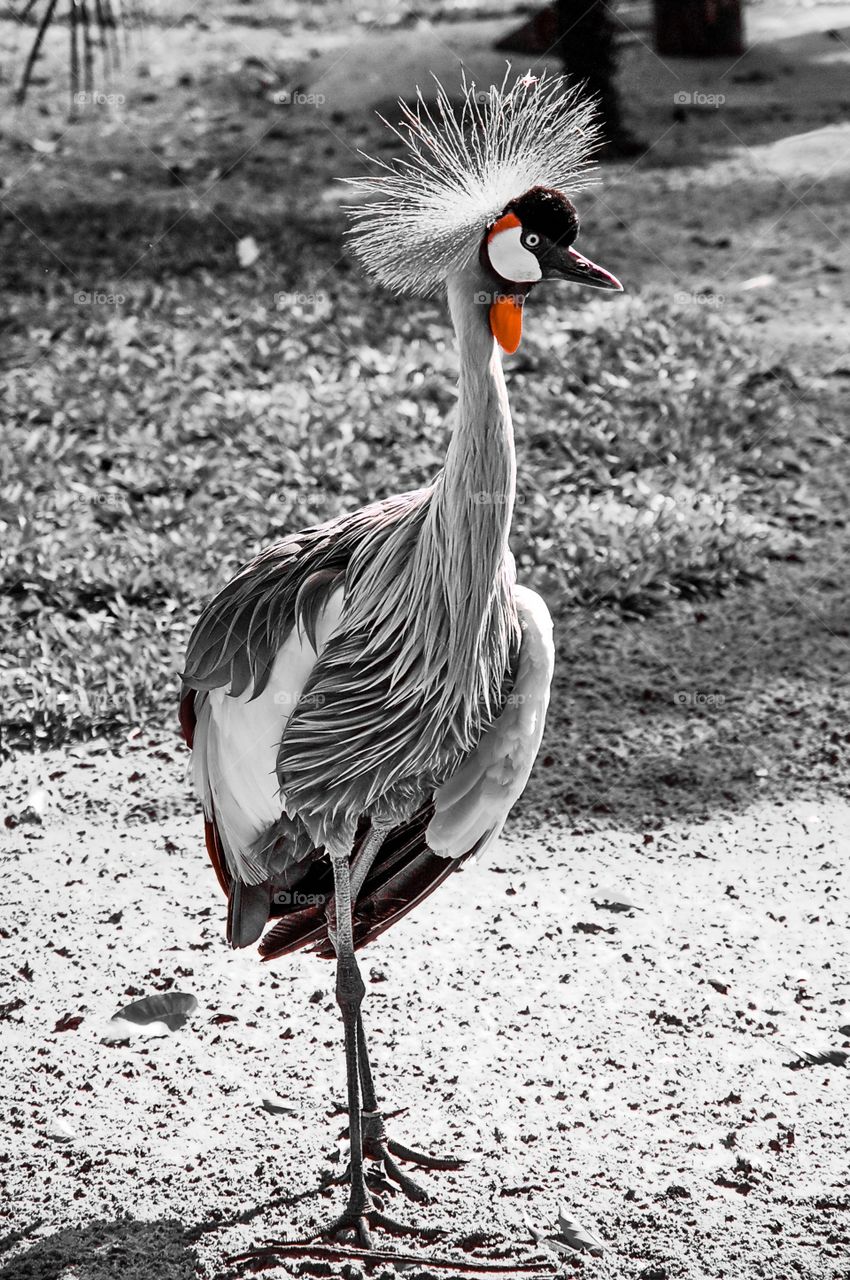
[386,1137,468,1171]
[353,1216,373,1249]
[361,1110,467,1174]
[321,1209,373,1248]
[295,1206,444,1247]
[369,1209,444,1242]
[383,1151,432,1203]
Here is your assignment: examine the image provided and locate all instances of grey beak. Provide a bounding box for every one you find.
[549,246,624,291]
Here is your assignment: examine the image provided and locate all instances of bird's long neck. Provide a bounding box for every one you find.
[344,265,519,751]
[431,268,516,592]
[397,266,518,718]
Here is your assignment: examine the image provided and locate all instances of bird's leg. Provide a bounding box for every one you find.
[357,1013,467,1202]
[319,850,435,1246]
[326,851,372,1241]
[325,823,386,950]
[329,822,465,1207]
[349,823,387,901]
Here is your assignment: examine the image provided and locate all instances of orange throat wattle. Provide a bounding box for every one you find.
[489,295,524,354]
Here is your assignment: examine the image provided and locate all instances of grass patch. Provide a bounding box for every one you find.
[2,270,794,751]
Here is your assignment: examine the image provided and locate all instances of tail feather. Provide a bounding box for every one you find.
[204,816,232,898]
[179,688,197,748]
[259,804,478,962]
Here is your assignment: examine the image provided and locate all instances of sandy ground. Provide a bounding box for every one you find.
[1,743,848,1279]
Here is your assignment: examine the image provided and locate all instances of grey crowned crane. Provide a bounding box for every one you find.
[179,71,622,1248]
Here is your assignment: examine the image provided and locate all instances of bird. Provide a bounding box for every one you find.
[179,69,622,1249]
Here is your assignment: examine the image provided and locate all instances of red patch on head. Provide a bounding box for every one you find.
[487,210,522,240]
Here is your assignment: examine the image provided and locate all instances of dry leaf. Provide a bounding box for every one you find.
[592,888,642,914]
[556,1207,605,1256]
[112,992,198,1030]
[527,1206,604,1258]
[101,1018,172,1045]
[102,992,198,1043]
[786,1045,848,1070]
[260,1095,298,1116]
[739,273,776,291]
[46,1115,74,1143]
[53,1013,84,1033]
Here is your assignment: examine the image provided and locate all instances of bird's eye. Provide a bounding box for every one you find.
[524,233,540,248]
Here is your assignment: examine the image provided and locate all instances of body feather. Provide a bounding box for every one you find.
[180,70,569,958]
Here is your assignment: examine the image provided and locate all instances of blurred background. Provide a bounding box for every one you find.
[2,0,849,826]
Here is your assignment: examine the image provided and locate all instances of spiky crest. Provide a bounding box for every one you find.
[345,68,601,296]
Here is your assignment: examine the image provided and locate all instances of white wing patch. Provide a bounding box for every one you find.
[426,585,554,859]
[192,587,344,884]
[487,225,542,284]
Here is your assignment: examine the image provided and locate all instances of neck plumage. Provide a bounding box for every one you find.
[409,265,518,717]
[344,264,520,755]
[430,266,517,601]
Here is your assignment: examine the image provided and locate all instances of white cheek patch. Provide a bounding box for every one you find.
[487,225,542,284]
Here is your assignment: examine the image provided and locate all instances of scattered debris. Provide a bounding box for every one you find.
[45,1115,74,1143]
[708,979,730,995]
[260,1095,298,1116]
[53,1013,84,1033]
[527,1205,605,1257]
[236,236,260,268]
[101,991,198,1043]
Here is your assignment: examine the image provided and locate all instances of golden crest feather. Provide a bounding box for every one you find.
[345,68,601,296]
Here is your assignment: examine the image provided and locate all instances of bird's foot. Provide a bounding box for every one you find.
[359,1108,467,1203]
[322,1111,466,1222]
[305,1180,443,1248]
[227,1204,441,1273]
[362,1107,467,1170]
[324,1152,432,1208]
[318,1200,443,1249]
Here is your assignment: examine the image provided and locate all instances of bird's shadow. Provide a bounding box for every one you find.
[0,1191,319,1280]
[0,1218,198,1280]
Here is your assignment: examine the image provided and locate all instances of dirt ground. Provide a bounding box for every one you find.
[1,745,849,1280]
[2,1,850,1278]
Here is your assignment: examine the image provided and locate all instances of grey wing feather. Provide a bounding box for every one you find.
[182,492,430,904]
